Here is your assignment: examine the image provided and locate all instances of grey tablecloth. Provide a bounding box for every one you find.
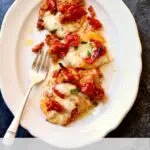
[0,0,149,137]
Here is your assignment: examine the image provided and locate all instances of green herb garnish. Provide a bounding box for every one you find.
[81,41,87,44]
[70,88,80,94]
[87,50,91,57]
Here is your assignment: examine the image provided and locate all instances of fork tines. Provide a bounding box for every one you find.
[32,51,50,73]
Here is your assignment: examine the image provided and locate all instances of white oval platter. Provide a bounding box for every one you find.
[0,0,142,148]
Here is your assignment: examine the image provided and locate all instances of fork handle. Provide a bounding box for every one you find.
[3,85,34,146]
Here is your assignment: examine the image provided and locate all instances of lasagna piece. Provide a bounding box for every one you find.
[62,34,110,69]
[36,0,109,68]
[52,66,106,100]
[35,0,110,126]
[40,84,92,126]
[43,12,83,38]
[45,32,110,68]
[37,0,86,38]
[45,33,80,62]
[40,67,106,126]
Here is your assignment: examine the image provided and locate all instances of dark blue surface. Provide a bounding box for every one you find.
[0,0,33,138]
[0,0,150,138]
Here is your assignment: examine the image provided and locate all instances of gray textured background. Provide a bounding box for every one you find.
[0,0,150,137]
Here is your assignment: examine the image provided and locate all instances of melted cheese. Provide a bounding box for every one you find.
[63,43,93,68]
[41,88,93,125]
[43,13,58,31]
[78,43,93,59]
[62,42,110,68]
[54,83,78,112]
[62,99,76,112]
[47,110,57,118]
[43,12,79,38]
[63,47,83,67]
[52,95,77,112]
[55,83,76,96]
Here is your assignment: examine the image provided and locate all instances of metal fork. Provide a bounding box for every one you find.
[3,51,50,146]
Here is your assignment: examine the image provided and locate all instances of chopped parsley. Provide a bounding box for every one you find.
[70,88,80,94]
[87,50,91,57]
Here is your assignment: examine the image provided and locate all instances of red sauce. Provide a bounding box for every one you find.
[53,70,61,78]
[61,5,87,24]
[84,39,106,64]
[61,68,79,85]
[70,108,79,122]
[57,3,71,14]
[53,67,105,100]
[57,0,85,13]
[39,0,57,18]
[88,5,96,18]
[79,78,104,100]
[87,16,103,30]
[50,40,69,58]
[46,100,64,112]
[53,86,65,99]
[47,33,80,60]
[53,67,80,86]
[37,18,44,30]
[32,42,44,53]
[47,0,57,14]
[65,33,80,47]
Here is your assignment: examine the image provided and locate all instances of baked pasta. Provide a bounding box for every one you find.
[32,0,110,126]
